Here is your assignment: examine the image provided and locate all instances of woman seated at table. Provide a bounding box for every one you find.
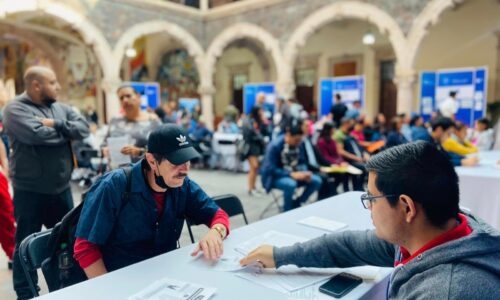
[316,122,350,190]
[443,121,478,156]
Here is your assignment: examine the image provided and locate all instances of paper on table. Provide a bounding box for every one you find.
[298,216,348,232]
[190,254,248,272]
[234,231,307,256]
[128,277,216,300]
[236,265,331,293]
[107,136,131,167]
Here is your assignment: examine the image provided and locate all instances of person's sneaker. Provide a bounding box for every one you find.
[248,189,264,197]
[8,260,13,270]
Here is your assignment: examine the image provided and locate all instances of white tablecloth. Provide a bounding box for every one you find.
[456,151,500,230]
[37,192,390,300]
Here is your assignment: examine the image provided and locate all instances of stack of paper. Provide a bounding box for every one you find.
[128,277,216,300]
[298,216,348,232]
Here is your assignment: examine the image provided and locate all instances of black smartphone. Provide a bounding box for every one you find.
[319,272,363,298]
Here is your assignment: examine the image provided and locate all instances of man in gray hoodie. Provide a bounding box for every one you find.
[3,66,89,299]
[240,141,499,299]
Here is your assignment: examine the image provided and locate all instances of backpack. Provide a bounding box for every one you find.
[41,167,133,292]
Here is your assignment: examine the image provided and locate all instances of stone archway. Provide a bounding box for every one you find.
[283,1,411,114]
[0,1,114,119]
[112,20,205,120]
[407,0,465,70]
[112,20,205,80]
[202,22,284,127]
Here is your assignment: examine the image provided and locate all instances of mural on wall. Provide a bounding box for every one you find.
[156,49,199,103]
[0,41,52,94]
[62,44,99,107]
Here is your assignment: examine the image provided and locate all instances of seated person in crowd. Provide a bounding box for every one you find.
[386,116,409,148]
[260,119,322,211]
[75,124,230,278]
[299,120,339,200]
[410,115,432,143]
[470,117,494,151]
[334,118,368,191]
[442,121,478,156]
[217,116,240,134]
[105,85,161,166]
[423,117,478,167]
[349,121,371,148]
[241,141,500,299]
[344,100,362,120]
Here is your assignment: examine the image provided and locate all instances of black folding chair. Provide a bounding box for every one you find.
[187,194,248,243]
[18,229,53,297]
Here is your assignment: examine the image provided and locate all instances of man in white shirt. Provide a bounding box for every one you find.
[439,91,459,119]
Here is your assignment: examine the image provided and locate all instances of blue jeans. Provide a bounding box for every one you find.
[273,174,322,211]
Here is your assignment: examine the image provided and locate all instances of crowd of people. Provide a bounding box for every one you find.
[0,66,498,299]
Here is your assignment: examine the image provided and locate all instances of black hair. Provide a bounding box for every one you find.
[319,122,335,139]
[389,117,401,132]
[454,121,466,131]
[250,105,263,125]
[409,115,421,127]
[431,117,455,131]
[285,118,303,136]
[476,117,491,129]
[365,141,459,227]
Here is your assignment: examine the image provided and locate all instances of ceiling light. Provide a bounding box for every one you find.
[362,32,375,45]
[125,47,137,58]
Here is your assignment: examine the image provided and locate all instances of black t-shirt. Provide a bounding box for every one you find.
[330,103,348,123]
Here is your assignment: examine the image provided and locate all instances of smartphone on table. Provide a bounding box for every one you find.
[319,272,363,298]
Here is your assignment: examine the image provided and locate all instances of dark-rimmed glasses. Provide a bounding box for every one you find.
[360,193,397,209]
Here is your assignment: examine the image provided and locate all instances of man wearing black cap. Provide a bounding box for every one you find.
[74,124,230,279]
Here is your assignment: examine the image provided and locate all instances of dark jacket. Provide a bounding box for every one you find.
[299,137,331,173]
[3,93,89,194]
[75,160,220,272]
[260,135,307,193]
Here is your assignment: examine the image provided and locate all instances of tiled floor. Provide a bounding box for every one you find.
[0,168,288,299]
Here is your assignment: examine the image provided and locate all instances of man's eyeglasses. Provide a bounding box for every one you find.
[360,193,397,209]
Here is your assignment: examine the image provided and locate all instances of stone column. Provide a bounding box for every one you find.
[394,72,416,116]
[198,84,215,130]
[494,30,500,102]
[200,0,209,11]
[101,78,122,123]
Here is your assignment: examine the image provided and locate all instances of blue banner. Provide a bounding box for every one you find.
[125,81,161,110]
[318,76,365,117]
[243,83,276,115]
[420,72,436,122]
[419,67,488,127]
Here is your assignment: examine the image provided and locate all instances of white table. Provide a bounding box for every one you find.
[456,151,500,230]
[37,192,390,300]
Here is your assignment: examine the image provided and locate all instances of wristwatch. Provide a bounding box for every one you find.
[212,225,226,239]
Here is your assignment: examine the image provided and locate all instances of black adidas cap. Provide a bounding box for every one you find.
[147,124,200,165]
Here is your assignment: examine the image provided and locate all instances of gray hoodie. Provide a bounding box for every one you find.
[3,93,89,194]
[274,212,500,299]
